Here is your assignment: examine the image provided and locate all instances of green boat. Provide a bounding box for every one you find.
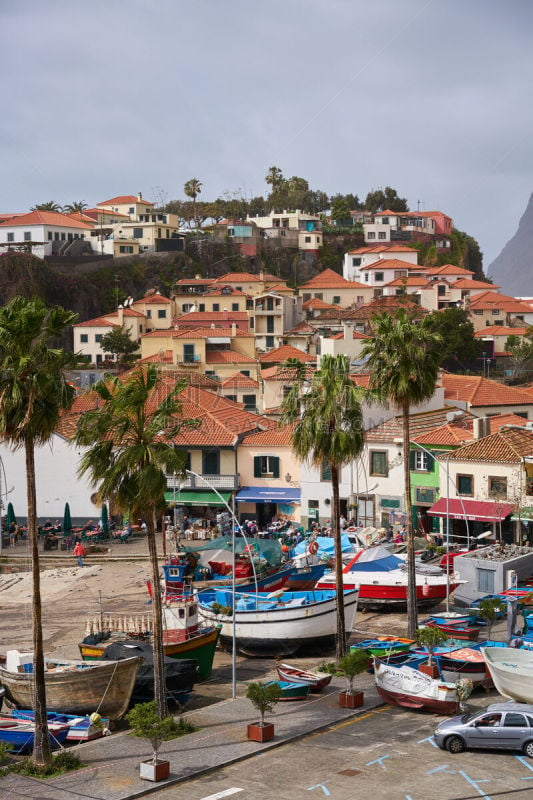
[264,680,311,701]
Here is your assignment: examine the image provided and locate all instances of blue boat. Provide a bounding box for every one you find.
[0,716,69,753]
[11,709,110,742]
[264,680,310,701]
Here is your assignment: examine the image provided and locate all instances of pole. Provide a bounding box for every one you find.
[231,494,237,700]
[0,456,3,554]
[446,453,450,613]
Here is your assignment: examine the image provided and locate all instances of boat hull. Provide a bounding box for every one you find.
[0,718,69,753]
[11,710,109,742]
[316,578,460,611]
[276,664,332,692]
[482,646,533,703]
[265,680,310,701]
[286,563,329,591]
[0,656,141,721]
[374,659,459,715]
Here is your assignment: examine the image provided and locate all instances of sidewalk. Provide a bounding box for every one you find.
[0,671,384,800]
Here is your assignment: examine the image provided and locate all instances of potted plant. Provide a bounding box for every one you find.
[337,648,371,709]
[416,626,448,678]
[126,701,175,782]
[245,681,282,742]
[477,598,505,641]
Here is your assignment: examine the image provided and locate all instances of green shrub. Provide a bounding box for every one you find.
[245,681,282,727]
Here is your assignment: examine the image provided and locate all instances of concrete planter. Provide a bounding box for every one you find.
[139,758,170,782]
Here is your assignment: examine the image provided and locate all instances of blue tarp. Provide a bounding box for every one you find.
[293,534,353,557]
[235,487,301,504]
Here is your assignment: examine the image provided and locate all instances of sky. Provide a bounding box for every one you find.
[1,0,532,269]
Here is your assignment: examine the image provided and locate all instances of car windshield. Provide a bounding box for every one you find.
[461,713,478,723]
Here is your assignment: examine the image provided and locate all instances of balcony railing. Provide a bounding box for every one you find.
[166,473,239,491]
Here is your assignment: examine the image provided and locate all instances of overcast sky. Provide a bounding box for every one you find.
[1,0,531,268]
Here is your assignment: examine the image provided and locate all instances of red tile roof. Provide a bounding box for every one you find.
[133,293,171,305]
[205,350,257,364]
[366,407,472,443]
[469,291,533,313]
[359,258,426,272]
[220,372,259,389]
[474,326,527,337]
[212,272,280,283]
[202,286,247,296]
[97,195,154,206]
[258,344,316,364]
[144,327,253,339]
[285,321,316,335]
[261,364,316,381]
[440,373,533,407]
[240,423,295,446]
[73,316,119,328]
[300,268,364,289]
[384,276,431,287]
[489,413,529,431]
[454,278,499,289]
[347,244,417,255]
[328,330,369,340]
[447,426,533,463]
[412,423,474,446]
[302,298,338,311]
[426,264,474,277]
[0,210,92,229]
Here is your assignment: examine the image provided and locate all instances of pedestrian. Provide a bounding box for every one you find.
[385,526,394,542]
[73,540,85,567]
[9,523,16,547]
[400,524,408,541]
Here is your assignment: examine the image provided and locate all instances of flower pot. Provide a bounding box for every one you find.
[139,758,170,782]
[247,722,274,742]
[419,662,440,679]
[338,691,364,709]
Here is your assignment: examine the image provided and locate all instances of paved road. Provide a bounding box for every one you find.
[149,700,533,800]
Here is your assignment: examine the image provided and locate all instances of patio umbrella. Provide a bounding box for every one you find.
[6,502,16,527]
[63,502,72,535]
[101,504,109,536]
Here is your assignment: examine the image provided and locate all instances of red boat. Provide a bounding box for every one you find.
[276,663,333,692]
[425,619,480,641]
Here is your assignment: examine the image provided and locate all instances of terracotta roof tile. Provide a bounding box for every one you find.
[347,244,417,255]
[220,372,259,388]
[240,423,295,446]
[440,373,533,407]
[205,350,257,364]
[258,344,316,364]
[133,293,171,305]
[360,258,426,272]
[212,272,279,283]
[412,423,474,446]
[366,407,472,443]
[447,426,533,463]
[302,298,338,310]
[300,268,364,289]
[454,278,499,289]
[73,316,119,328]
[426,264,474,276]
[0,210,92,230]
[474,326,527,337]
[285,321,315,335]
[97,195,154,206]
[489,413,529,431]
[261,364,316,381]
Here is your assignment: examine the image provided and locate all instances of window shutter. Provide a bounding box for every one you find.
[409,450,416,470]
[254,456,261,478]
[427,452,435,472]
[272,457,280,478]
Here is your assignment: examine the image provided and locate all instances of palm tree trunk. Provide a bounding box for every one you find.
[147,509,167,718]
[402,400,418,638]
[331,465,347,659]
[26,441,52,767]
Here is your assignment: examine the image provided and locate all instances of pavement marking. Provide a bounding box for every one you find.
[365,754,390,770]
[426,765,455,775]
[417,735,438,748]
[200,789,243,800]
[516,754,533,778]
[459,771,493,799]
[307,784,331,796]
[309,704,390,737]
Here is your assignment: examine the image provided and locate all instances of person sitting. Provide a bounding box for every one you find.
[119,522,133,543]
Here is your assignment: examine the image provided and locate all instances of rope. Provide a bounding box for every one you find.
[95,660,120,715]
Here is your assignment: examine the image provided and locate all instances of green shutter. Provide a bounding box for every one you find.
[427,452,435,472]
[409,450,416,470]
[254,456,261,478]
[272,457,280,478]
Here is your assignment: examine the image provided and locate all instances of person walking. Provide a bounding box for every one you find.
[73,540,85,567]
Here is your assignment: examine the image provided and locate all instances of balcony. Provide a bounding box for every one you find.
[175,355,201,367]
[166,473,239,491]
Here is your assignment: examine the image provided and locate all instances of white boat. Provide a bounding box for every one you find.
[482,647,533,702]
[316,545,464,611]
[374,658,460,715]
[196,588,359,656]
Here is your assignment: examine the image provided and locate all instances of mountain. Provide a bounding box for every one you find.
[486,192,533,296]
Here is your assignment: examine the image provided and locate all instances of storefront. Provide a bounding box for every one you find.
[427,498,515,544]
[164,489,232,530]
[235,487,301,529]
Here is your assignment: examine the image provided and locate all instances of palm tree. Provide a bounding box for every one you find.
[0,296,77,767]
[63,201,88,214]
[74,365,196,717]
[265,166,284,193]
[30,201,62,212]
[280,354,364,659]
[360,309,442,638]
[183,178,202,229]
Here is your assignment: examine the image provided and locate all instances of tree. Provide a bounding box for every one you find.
[0,296,77,767]
[426,307,482,365]
[505,332,533,381]
[265,165,284,194]
[280,354,365,658]
[183,179,203,228]
[62,201,88,214]
[75,365,197,718]
[365,187,408,213]
[330,198,352,225]
[361,310,442,638]
[99,325,139,366]
[30,201,62,212]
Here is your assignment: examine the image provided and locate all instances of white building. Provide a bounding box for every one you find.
[0,210,93,258]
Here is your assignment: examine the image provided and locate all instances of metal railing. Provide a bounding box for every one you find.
[166,473,239,490]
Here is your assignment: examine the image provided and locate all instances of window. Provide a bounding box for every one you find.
[80,334,88,343]
[477,568,495,594]
[492,309,500,315]
[488,476,507,499]
[438,285,446,296]
[61,232,66,240]
[266,297,274,310]
[367,232,376,240]
[266,335,274,348]
[266,317,274,333]
[375,272,384,282]
[241,370,250,377]
[119,245,133,253]
[282,385,292,398]
[242,394,256,410]
[320,460,332,481]
[494,320,504,326]
[48,232,53,241]
[146,310,152,319]
[133,228,143,238]
[457,474,473,495]
[504,713,527,727]
[411,450,433,472]
[308,499,319,520]
[378,231,387,240]
[332,296,341,305]
[352,257,361,267]
[225,394,237,402]
[305,236,311,243]
[213,303,220,312]
[473,309,483,315]
[202,450,220,475]
[24,231,31,241]
[183,344,195,363]
[357,296,364,304]
[7,232,14,242]
[95,334,102,343]
[157,309,166,319]
[231,303,239,311]
[129,207,134,214]
[382,217,389,225]
[199,304,205,312]
[254,455,280,478]
[370,451,388,476]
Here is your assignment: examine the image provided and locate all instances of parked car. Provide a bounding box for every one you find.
[434,702,533,756]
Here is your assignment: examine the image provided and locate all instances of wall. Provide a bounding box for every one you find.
[453,547,533,606]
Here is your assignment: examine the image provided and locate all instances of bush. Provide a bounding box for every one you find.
[126,701,195,763]
[337,649,372,693]
[246,681,282,727]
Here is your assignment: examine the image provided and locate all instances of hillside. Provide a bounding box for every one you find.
[487,192,533,296]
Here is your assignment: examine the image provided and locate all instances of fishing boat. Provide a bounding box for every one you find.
[316,545,464,611]
[374,658,460,715]
[0,717,70,753]
[355,636,414,658]
[275,663,333,692]
[10,709,110,742]
[0,652,141,721]
[264,680,310,701]
[482,646,533,703]
[163,559,293,595]
[197,587,359,657]
[78,595,221,679]
[285,559,330,591]
[424,619,480,641]
[439,647,492,686]
[429,611,474,625]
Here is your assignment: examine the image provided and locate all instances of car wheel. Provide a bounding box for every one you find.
[523,741,533,758]
[446,735,466,754]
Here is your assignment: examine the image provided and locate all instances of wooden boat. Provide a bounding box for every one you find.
[424,619,480,641]
[197,588,359,657]
[482,646,533,702]
[78,596,221,679]
[356,636,414,657]
[286,562,329,591]
[429,611,474,625]
[276,663,332,692]
[0,717,69,753]
[374,658,459,715]
[264,680,310,701]
[439,647,492,686]
[10,709,110,742]
[0,653,142,721]
[316,545,464,611]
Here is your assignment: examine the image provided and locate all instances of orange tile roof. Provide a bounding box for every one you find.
[360,258,426,272]
[144,327,253,339]
[347,244,417,255]
[474,326,527,337]
[202,286,247,296]
[328,330,369,340]
[489,413,529,431]
[84,207,129,219]
[258,344,316,364]
[350,373,371,388]
[454,278,499,289]
[448,426,533,463]
[240,423,295,446]
[300,268,364,289]
[261,364,316,381]
[266,283,294,294]
[212,272,279,283]
[285,321,316,335]
[97,195,154,206]
[412,423,474,446]
[367,407,472,443]
[384,276,431,287]
[220,372,259,389]
[73,316,119,328]
[137,350,174,364]
[440,373,533,407]
[205,350,257,364]
[469,291,533,313]
[302,298,338,310]
[0,210,92,230]
[133,293,171,305]
[174,278,212,286]
[176,311,248,321]
[426,264,474,276]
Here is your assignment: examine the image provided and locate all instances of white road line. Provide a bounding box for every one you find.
[200,789,243,800]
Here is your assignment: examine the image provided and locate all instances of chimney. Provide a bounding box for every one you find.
[473,417,491,439]
[259,269,264,281]
[231,323,237,337]
[223,309,228,320]
[137,191,143,201]
[117,305,124,325]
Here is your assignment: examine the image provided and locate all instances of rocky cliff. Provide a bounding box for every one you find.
[486,192,533,296]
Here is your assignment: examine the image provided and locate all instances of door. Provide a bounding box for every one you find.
[466,713,503,748]
[257,502,277,529]
[497,712,530,749]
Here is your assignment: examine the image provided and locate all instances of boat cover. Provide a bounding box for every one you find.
[182,535,283,568]
[293,534,353,558]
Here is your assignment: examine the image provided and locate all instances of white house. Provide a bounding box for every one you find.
[343,244,419,282]
[0,210,93,258]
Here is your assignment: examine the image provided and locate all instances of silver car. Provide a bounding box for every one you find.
[434,702,533,756]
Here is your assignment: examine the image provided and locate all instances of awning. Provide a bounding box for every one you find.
[164,490,231,507]
[427,498,514,523]
[235,487,301,504]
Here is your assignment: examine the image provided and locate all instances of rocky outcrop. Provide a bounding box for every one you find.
[487,192,533,296]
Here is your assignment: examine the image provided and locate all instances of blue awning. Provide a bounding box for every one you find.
[235,487,301,504]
